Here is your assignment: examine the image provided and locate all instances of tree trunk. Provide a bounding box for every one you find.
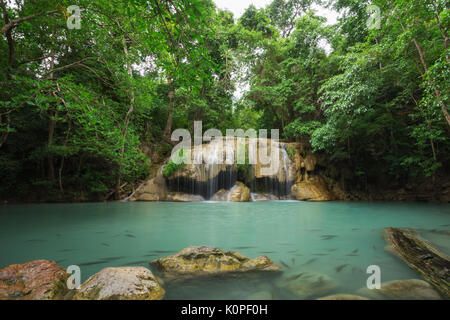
[47,41,56,182]
[47,111,56,181]
[1,0,15,68]
[396,16,450,127]
[432,2,449,62]
[115,37,135,200]
[163,75,175,140]
[384,227,450,299]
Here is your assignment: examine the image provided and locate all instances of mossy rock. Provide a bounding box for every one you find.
[150,246,282,282]
[0,260,70,300]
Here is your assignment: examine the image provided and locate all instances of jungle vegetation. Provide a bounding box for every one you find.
[0,0,448,201]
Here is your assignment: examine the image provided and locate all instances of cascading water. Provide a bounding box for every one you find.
[166,138,296,201]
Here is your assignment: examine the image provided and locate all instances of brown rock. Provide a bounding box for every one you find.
[294,152,303,172]
[229,182,251,202]
[291,176,335,201]
[0,260,69,300]
[131,172,167,201]
[304,153,317,172]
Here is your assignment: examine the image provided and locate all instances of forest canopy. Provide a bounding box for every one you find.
[0,0,449,202]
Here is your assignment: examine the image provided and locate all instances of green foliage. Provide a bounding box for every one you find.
[286,145,296,160]
[1,0,449,201]
[310,0,450,181]
[162,161,182,178]
[0,0,222,201]
[163,148,187,178]
[236,0,449,187]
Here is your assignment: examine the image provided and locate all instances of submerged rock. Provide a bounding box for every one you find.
[72,267,165,300]
[246,291,273,300]
[150,246,282,280]
[317,294,369,300]
[291,176,335,201]
[229,182,251,202]
[276,272,338,299]
[166,193,205,202]
[0,260,69,300]
[357,279,442,300]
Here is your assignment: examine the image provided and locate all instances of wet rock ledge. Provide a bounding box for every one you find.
[150,246,282,280]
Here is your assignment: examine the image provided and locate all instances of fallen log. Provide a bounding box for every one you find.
[384,227,450,299]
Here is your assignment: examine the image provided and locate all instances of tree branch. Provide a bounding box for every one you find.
[43,57,94,78]
[0,9,59,35]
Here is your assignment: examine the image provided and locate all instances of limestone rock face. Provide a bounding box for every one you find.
[150,246,282,280]
[294,152,303,173]
[0,260,69,300]
[229,182,251,202]
[317,294,369,300]
[304,153,317,172]
[131,172,167,201]
[73,267,165,300]
[166,193,205,202]
[276,272,338,299]
[357,279,442,300]
[291,176,335,201]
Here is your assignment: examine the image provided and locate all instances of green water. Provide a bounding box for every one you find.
[1,201,449,299]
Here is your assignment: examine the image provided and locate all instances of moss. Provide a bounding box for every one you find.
[162,148,187,178]
[162,161,179,178]
[74,284,102,300]
[286,145,296,160]
[49,276,71,300]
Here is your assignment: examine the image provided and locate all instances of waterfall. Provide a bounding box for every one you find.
[166,138,296,200]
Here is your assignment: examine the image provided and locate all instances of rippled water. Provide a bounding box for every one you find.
[0,201,449,299]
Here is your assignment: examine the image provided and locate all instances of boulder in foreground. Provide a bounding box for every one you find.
[72,267,165,300]
[0,260,69,300]
[150,246,282,279]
